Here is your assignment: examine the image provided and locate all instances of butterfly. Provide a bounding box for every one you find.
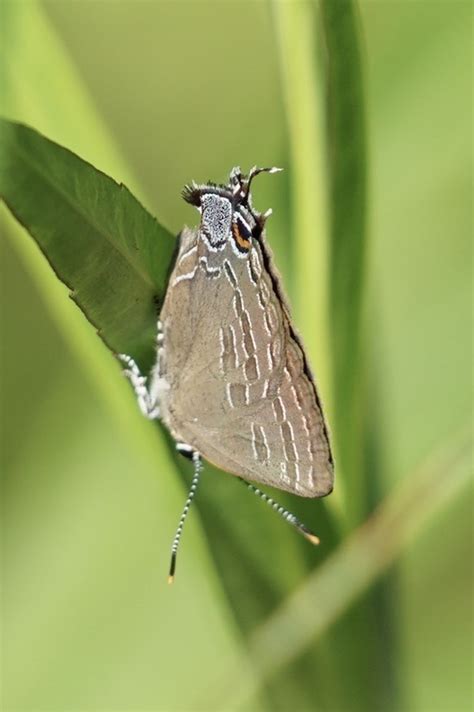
[119,166,333,581]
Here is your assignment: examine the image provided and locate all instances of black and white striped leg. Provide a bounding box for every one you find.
[239,479,320,546]
[168,450,202,583]
[118,353,160,420]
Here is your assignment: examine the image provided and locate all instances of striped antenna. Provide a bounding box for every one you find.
[168,451,202,583]
[244,165,283,200]
[239,478,320,546]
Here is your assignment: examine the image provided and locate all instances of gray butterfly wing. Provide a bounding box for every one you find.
[159,227,333,498]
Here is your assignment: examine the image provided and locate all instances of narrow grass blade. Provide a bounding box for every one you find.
[321,0,369,523]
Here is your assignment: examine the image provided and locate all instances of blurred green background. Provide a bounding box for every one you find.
[1,1,472,711]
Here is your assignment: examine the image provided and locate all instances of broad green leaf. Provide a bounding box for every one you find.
[0,118,175,372]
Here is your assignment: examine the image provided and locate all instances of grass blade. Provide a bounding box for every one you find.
[321,0,369,524]
[271,0,333,421]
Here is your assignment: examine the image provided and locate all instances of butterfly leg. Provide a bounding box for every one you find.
[118,353,160,420]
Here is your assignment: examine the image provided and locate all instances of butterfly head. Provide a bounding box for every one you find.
[182,166,282,255]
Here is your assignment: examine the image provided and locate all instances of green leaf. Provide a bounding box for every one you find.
[0,118,176,372]
[321,0,369,524]
[271,0,333,426]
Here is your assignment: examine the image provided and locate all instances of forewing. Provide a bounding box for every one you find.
[162,233,286,425]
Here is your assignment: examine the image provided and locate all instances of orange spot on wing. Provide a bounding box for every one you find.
[232,222,251,251]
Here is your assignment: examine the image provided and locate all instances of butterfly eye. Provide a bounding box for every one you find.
[231,214,252,253]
